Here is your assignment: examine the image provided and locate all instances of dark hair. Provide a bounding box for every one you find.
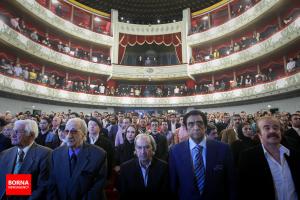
[183,110,207,128]
[40,116,51,124]
[88,117,103,129]
[232,114,241,118]
[206,123,217,135]
[70,112,79,117]
[150,118,159,124]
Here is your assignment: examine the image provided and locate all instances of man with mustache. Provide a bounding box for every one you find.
[238,116,300,200]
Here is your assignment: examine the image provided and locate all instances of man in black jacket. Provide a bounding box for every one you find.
[118,133,169,200]
[149,119,168,161]
[238,116,300,200]
[284,113,300,152]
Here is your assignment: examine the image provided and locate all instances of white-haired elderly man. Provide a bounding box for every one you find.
[48,118,107,200]
[0,119,52,200]
[118,133,170,200]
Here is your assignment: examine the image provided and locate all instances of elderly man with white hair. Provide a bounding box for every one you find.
[0,119,52,200]
[48,118,107,200]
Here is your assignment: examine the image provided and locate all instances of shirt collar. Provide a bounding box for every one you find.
[262,144,290,158]
[89,134,99,144]
[68,146,81,157]
[189,136,207,151]
[139,159,152,169]
[292,127,300,136]
[18,141,34,156]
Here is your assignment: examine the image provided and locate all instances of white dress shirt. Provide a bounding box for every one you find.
[189,136,207,169]
[262,144,298,200]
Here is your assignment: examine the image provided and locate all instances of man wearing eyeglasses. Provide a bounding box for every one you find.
[0,119,52,199]
[48,118,107,200]
[169,110,237,200]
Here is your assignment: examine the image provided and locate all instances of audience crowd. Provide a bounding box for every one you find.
[1,12,111,65]
[2,55,300,98]
[0,108,300,199]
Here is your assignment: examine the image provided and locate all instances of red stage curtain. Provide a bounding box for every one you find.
[118,33,182,64]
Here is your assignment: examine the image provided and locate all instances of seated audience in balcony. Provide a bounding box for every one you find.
[10,17,21,32]
[63,44,71,54]
[283,16,293,25]
[57,42,64,52]
[0,59,7,73]
[213,49,220,59]
[6,61,14,76]
[55,4,63,17]
[137,55,143,65]
[30,31,39,42]
[296,54,300,69]
[13,63,23,78]
[145,57,151,66]
[255,72,266,83]
[233,42,240,52]
[267,68,276,81]
[286,57,296,72]
[244,75,252,86]
[23,67,29,80]
[42,37,51,48]
[49,74,56,87]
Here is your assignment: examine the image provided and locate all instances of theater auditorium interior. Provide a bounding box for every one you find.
[0,0,300,199]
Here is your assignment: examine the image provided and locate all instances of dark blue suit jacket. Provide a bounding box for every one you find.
[169,139,237,200]
[0,143,52,200]
[48,143,107,200]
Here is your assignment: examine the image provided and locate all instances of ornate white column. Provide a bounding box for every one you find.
[111,9,119,64]
[182,8,191,64]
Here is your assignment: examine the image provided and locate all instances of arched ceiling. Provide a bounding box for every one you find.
[76,0,221,24]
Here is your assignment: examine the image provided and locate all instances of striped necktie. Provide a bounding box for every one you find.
[13,149,24,174]
[194,145,205,195]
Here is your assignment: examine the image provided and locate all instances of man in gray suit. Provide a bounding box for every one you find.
[0,119,52,200]
[48,118,107,200]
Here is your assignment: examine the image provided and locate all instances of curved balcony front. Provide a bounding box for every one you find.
[0,72,299,107]
[13,0,113,46]
[111,64,188,80]
[187,0,283,46]
[189,17,300,75]
[0,21,112,76]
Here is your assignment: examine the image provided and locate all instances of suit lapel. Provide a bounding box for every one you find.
[69,143,89,187]
[6,147,18,174]
[134,159,147,189]
[205,139,217,190]
[179,141,196,184]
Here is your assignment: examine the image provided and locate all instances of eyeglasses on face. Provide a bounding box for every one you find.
[63,129,79,135]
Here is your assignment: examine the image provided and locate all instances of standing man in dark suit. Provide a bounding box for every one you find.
[149,119,168,161]
[0,119,52,200]
[118,134,169,200]
[168,113,180,133]
[48,118,107,200]
[238,116,300,200]
[284,113,300,152]
[169,110,236,200]
[87,117,114,179]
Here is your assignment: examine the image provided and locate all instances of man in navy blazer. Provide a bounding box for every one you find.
[169,110,237,200]
[48,118,107,200]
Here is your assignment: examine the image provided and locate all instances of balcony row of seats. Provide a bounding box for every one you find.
[190,0,260,34]
[0,9,111,65]
[36,0,111,36]
[1,53,299,98]
[190,11,299,64]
